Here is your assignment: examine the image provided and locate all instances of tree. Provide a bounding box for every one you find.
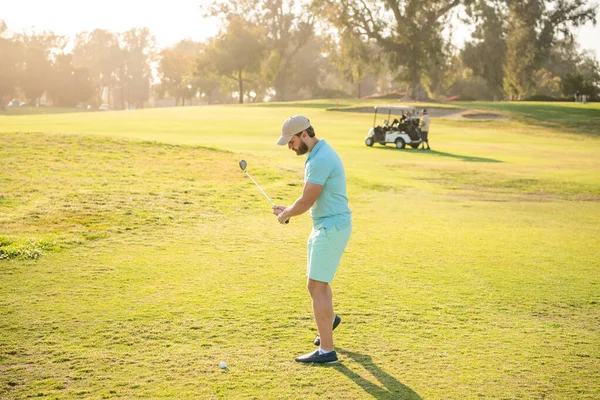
[289,34,343,99]
[541,37,581,79]
[204,0,315,101]
[194,44,222,104]
[312,0,474,99]
[159,40,204,106]
[48,53,94,106]
[503,1,540,99]
[325,30,379,98]
[443,54,496,100]
[577,50,600,93]
[117,28,156,109]
[533,68,562,97]
[535,0,598,66]
[462,0,506,98]
[0,23,22,108]
[460,0,597,100]
[207,17,265,104]
[15,31,67,105]
[561,52,600,97]
[158,46,190,105]
[72,29,122,106]
[259,0,314,101]
[502,0,596,99]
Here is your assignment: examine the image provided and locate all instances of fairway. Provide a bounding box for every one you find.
[1,101,599,399]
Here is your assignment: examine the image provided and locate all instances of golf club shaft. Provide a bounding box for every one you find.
[243,170,289,224]
[244,170,275,206]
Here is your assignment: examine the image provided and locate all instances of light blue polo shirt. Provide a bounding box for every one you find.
[305,139,352,230]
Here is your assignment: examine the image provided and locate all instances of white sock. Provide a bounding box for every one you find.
[318,348,332,355]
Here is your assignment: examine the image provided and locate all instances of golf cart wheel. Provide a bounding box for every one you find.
[410,143,420,149]
[365,137,374,147]
[395,138,406,149]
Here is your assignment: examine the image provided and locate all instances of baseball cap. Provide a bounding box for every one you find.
[276,115,311,145]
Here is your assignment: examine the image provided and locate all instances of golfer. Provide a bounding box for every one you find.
[273,115,352,364]
[419,109,431,150]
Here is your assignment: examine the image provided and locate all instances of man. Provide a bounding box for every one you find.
[273,115,352,364]
[419,109,431,150]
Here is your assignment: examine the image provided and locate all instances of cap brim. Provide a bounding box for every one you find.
[276,135,292,146]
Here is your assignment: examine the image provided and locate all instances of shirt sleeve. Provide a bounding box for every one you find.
[306,157,332,186]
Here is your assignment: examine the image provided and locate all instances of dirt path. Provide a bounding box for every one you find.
[439,109,508,120]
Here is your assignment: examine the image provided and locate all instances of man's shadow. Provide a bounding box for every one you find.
[333,347,422,400]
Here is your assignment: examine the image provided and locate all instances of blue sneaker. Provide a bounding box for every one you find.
[314,315,341,346]
[295,349,338,364]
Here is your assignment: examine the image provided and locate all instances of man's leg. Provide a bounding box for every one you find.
[296,224,350,363]
[307,278,334,351]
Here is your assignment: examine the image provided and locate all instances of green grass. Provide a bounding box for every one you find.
[1,102,599,399]
[457,101,600,134]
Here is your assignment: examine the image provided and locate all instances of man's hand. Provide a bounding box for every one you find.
[272,205,286,216]
[273,206,289,224]
[272,182,322,224]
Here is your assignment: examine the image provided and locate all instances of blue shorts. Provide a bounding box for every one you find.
[307,223,352,283]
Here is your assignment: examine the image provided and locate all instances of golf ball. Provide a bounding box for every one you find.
[219,361,227,369]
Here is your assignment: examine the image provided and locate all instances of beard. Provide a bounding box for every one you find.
[294,141,309,156]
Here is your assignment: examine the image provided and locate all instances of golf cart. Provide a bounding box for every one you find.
[365,106,422,149]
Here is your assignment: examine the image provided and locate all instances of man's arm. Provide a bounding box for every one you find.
[275,182,323,224]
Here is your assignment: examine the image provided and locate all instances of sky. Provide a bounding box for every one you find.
[1,0,599,59]
[1,0,220,47]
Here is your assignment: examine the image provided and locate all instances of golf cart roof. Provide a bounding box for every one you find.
[374,106,415,115]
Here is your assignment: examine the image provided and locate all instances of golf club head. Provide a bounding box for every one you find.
[239,159,247,171]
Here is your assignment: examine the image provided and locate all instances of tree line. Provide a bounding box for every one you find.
[1,0,598,109]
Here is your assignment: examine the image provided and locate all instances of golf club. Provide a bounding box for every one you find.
[239,160,289,224]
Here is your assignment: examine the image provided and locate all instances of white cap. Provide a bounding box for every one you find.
[276,115,311,145]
